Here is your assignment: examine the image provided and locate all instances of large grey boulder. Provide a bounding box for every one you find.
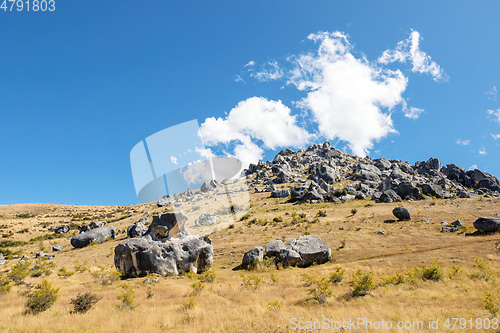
[242,246,264,268]
[70,225,117,248]
[127,219,148,238]
[396,182,422,200]
[286,235,331,266]
[271,189,290,198]
[393,207,411,221]
[114,235,213,276]
[157,196,173,207]
[473,217,500,234]
[374,158,392,171]
[419,183,444,198]
[441,164,465,181]
[277,249,303,267]
[78,224,91,233]
[379,189,401,203]
[313,163,338,184]
[265,239,286,257]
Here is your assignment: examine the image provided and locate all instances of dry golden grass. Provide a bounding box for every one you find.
[0,195,499,332]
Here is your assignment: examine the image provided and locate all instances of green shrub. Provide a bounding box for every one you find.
[302,273,333,304]
[9,260,31,284]
[0,274,11,294]
[329,266,346,284]
[70,292,100,314]
[349,270,374,296]
[117,283,136,310]
[381,273,405,286]
[241,274,263,290]
[481,292,499,316]
[422,262,442,281]
[24,280,59,315]
[198,269,216,283]
[58,267,75,277]
[190,281,205,296]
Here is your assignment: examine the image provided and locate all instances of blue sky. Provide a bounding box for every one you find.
[0,1,499,205]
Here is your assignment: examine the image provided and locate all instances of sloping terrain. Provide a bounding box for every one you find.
[0,144,500,332]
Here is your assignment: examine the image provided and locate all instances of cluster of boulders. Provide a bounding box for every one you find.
[244,141,500,204]
[242,235,331,269]
[114,211,213,277]
[48,224,70,234]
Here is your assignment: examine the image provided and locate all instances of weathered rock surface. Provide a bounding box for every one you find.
[242,246,264,268]
[114,235,213,276]
[89,221,106,229]
[54,224,70,234]
[277,249,303,267]
[127,219,148,238]
[70,225,117,248]
[265,239,286,257]
[473,217,500,234]
[145,212,188,240]
[286,235,331,266]
[393,207,411,221]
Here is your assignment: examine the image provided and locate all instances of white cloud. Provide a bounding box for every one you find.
[402,100,424,119]
[469,164,478,171]
[487,108,500,122]
[378,30,447,82]
[199,97,310,168]
[288,31,410,156]
[234,75,244,83]
[170,156,178,164]
[486,86,497,100]
[250,61,284,82]
[456,139,471,145]
[492,134,500,140]
[479,148,487,155]
[244,60,255,67]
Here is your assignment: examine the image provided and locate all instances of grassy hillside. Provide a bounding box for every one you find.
[0,194,499,332]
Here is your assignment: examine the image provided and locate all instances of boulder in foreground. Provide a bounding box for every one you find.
[473,217,500,234]
[114,235,213,276]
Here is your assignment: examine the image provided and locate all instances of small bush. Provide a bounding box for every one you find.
[199,269,216,283]
[316,210,327,217]
[182,295,196,309]
[241,274,263,290]
[58,267,75,277]
[190,281,205,296]
[381,273,405,286]
[273,216,283,223]
[9,261,31,284]
[70,292,100,314]
[349,270,374,296]
[0,274,11,294]
[422,262,442,281]
[267,300,283,311]
[117,283,137,310]
[351,208,358,216]
[302,273,333,304]
[482,292,499,316]
[329,266,346,284]
[24,280,59,315]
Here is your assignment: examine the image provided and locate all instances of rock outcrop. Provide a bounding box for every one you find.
[70,225,117,248]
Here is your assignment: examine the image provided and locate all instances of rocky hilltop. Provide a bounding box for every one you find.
[245,141,500,203]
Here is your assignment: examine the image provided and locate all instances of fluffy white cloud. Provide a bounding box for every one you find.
[487,108,500,122]
[199,97,310,168]
[492,134,500,140]
[456,139,471,145]
[170,156,178,164]
[288,31,410,156]
[479,148,487,155]
[378,30,447,82]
